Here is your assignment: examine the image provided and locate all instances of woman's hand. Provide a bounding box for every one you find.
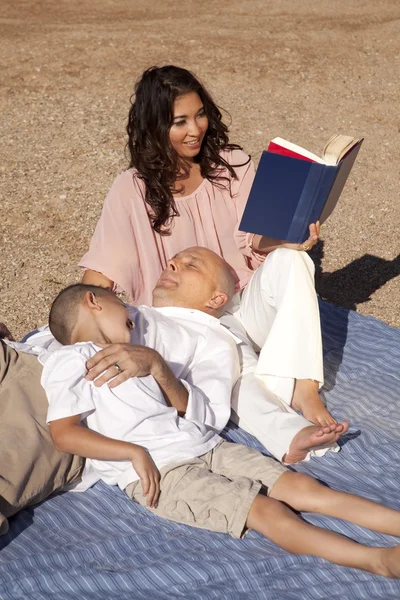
[81,269,114,290]
[85,343,162,388]
[0,323,14,341]
[130,446,161,508]
[252,222,320,255]
[282,222,320,252]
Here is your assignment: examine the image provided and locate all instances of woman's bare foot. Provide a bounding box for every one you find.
[291,379,336,426]
[283,422,349,463]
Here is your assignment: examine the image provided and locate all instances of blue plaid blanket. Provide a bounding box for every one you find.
[1,301,400,599]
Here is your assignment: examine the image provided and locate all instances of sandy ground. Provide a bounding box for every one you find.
[1,0,399,339]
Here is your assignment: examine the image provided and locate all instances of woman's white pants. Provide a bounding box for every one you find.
[222,248,338,461]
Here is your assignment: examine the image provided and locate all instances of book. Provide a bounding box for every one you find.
[239,134,363,244]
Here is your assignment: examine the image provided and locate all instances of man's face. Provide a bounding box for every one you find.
[152,247,221,311]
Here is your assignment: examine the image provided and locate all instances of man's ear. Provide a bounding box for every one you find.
[206,291,228,311]
[85,291,102,311]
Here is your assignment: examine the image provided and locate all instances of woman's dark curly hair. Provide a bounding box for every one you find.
[127,65,249,234]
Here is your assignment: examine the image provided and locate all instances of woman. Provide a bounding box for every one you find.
[81,65,333,427]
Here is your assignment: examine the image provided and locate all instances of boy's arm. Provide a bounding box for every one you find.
[49,414,139,460]
[42,347,161,505]
[49,415,160,507]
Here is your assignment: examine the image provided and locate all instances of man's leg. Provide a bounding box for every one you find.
[231,372,346,462]
[235,248,334,426]
[222,313,344,463]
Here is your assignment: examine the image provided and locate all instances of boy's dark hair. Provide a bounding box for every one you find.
[49,283,113,345]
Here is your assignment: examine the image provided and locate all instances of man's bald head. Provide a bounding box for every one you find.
[152,247,237,317]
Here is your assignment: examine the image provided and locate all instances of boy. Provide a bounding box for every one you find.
[43,278,400,578]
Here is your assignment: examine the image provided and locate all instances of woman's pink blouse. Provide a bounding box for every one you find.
[79,149,265,306]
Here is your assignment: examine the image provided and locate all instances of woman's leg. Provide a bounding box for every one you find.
[236,247,334,425]
[270,471,400,537]
[246,494,400,577]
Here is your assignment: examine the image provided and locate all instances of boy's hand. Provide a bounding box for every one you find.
[130,446,161,508]
[85,343,163,388]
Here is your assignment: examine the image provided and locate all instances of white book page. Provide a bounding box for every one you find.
[323,134,360,165]
[271,137,324,164]
[320,142,362,223]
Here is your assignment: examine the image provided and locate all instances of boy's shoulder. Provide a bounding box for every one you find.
[47,341,99,361]
[41,342,100,385]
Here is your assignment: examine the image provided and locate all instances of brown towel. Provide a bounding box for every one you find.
[0,340,83,533]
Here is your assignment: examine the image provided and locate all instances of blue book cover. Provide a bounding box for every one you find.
[239,142,362,244]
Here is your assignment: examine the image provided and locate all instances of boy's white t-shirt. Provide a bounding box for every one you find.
[42,306,241,491]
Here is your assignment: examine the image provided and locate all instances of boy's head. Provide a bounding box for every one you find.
[49,284,134,346]
[152,247,237,317]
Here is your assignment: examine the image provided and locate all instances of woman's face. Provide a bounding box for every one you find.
[169,91,209,161]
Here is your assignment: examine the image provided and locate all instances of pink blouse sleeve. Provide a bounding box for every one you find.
[78,171,144,299]
[230,151,266,269]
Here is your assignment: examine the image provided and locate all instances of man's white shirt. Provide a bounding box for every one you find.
[39,306,241,491]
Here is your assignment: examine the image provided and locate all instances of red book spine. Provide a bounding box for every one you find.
[267,141,315,163]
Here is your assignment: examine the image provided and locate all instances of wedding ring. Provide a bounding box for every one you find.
[114,363,122,374]
[302,243,311,251]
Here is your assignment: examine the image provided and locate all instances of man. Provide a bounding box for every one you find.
[2,247,346,465]
[83,246,347,463]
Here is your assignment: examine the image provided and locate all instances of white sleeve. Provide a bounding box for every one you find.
[41,348,96,423]
[183,336,240,433]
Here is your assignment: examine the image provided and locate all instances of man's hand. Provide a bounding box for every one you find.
[86,343,189,414]
[130,446,161,508]
[85,343,162,388]
[0,322,14,341]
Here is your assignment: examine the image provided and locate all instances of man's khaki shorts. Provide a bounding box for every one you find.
[125,440,287,539]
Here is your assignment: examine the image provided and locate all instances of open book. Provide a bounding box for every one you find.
[268,134,361,165]
[239,134,363,243]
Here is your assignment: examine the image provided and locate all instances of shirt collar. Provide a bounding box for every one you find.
[148,306,243,345]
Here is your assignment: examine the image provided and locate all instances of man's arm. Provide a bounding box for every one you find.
[86,344,189,416]
[150,354,189,416]
[183,335,240,432]
[85,338,238,431]
[85,331,239,433]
